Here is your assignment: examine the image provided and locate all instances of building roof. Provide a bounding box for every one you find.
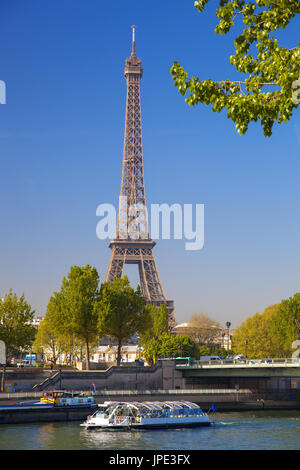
[97,345,141,353]
[174,322,190,328]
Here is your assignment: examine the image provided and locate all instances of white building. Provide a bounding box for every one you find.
[31,316,43,328]
[91,344,143,363]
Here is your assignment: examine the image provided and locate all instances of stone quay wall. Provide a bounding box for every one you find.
[1,363,164,393]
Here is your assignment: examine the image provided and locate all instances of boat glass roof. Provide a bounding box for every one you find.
[104,401,201,411]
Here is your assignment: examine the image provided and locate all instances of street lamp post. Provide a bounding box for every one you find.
[135,338,141,390]
[221,331,225,350]
[244,340,248,359]
[135,358,138,390]
[154,336,158,364]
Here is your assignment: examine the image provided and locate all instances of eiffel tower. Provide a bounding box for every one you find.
[105,26,176,329]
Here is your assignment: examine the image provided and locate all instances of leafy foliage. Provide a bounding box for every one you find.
[268,293,300,356]
[143,332,199,363]
[96,276,149,365]
[233,304,280,357]
[42,265,100,369]
[233,296,300,358]
[198,345,211,356]
[140,303,169,346]
[215,347,233,357]
[0,291,36,361]
[171,0,300,136]
[60,265,100,345]
[33,316,66,365]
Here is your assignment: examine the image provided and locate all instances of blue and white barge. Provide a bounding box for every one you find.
[81,400,211,430]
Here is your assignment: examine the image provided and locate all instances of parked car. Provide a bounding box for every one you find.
[225,354,245,362]
[5,362,17,368]
[199,356,223,361]
[261,358,272,364]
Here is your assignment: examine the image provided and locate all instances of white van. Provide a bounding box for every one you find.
[199,356,222,361]
[16,359,35,368]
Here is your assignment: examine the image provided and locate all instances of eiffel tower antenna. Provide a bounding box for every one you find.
[105,27,176,329]
[131,25,136,55]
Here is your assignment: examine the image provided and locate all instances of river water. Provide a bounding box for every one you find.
[0,411,299,450]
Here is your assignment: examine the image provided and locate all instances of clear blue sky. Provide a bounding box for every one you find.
[0,0,299,328]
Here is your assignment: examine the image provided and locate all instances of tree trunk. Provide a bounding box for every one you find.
[1,364,6,392]
[117,338,122,366]
[85,338,90,371]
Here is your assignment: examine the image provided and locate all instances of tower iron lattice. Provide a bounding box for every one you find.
[105,26,176,329]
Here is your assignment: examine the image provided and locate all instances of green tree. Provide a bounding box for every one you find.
[143,333,199,363]
[233,303,281,357]
[215,347,232,358]
[45,265,101,370]
[96,277,149,366]
[171,0,300,137]
[268,293,300,357]
[140,303,169,345]
[33,315,67,365]
[198,345,211,357]
[60,265,100,370]
[0,290,36,362]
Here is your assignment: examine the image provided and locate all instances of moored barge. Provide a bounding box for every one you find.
[0,391,97,425]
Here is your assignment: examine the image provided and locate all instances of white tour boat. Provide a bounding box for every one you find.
[80,400,211,430]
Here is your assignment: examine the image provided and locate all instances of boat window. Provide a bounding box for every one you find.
[95,400,203,419]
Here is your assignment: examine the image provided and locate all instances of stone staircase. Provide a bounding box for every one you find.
[32,370,61,391]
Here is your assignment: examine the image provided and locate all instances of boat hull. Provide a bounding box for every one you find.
[82,418,211,430]
[84,422,211,431]
[0,404,97,425]
[83,422,211,430]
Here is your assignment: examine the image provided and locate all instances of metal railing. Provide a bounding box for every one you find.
[176,358,300,369]
[32,370,61,391]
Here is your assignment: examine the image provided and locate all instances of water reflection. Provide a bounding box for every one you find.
[80,425,220,450]
[81,429,145,450]
[38,423,56,449]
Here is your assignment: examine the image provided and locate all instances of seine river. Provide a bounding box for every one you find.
[0,411,299,451]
